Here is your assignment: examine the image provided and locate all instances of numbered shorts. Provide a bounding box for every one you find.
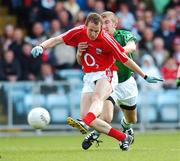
[110,76,138,107]
[82,71,118,93]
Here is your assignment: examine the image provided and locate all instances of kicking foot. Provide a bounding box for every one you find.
[67,117,89,134]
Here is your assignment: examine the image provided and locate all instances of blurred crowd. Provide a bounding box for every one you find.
[0,0,179,90]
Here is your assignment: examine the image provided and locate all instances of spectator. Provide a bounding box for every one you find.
[0,50,21,81]
[74,10,86,26]
[54,1,65,14]
[40,0,56,31]
[105,0,117,12]
[38,63,65,94]
[139,27,154,55]
[9,28,25,60]
[135,1,146,20]
[132,19,146,41]
[38,63,64,82]
[27,2,42,27]
[161,57,178,88]
[57,9,73,31]
[53,42,76,69]
[116,3,135,30]
[0,24,14,52]
[143,10,159,32]
[165,8,177,32]
[152,37,169,68]
[20,43,42,80]
[94,0,105,14]
[137,54,162,91]
[48,19,63,37]
[172,37,180,64]
[25,22,47,46]
[47,19,63,65]
[84,0,95,15]
[47,18,75,68]
[155,19,175,50]
[64,0,80,20]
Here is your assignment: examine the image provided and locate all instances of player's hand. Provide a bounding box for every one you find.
[31,46,43,58]
[176,78,180,87]
[78,42,88,52]
[144,75,164,83]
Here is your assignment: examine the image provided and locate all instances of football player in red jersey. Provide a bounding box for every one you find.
[31,12,162,150]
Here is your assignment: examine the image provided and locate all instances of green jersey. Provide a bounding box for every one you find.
[113,30,137,83]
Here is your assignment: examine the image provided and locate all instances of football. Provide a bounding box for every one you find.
[27,107,50,129]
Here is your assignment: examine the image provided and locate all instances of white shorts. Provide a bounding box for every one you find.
[82,71,118,93]
[110,76,138,107]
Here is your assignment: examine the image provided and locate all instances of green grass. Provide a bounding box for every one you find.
[0,131,180,161]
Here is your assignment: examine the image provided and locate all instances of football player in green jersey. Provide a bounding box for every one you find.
[80,11,139,150]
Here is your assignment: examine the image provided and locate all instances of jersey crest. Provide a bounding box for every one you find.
[96,48,102,54]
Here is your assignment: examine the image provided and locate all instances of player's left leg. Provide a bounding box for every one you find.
[120,105,137,143]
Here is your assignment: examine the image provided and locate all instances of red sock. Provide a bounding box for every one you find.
[82,112,96,126]
[108,128,126,141]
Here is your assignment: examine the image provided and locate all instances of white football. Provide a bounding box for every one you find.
[27,107,50,129]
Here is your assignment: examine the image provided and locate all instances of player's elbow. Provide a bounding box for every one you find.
[127,43,136,53]
[131,43,136,52]
[124,41,136,53]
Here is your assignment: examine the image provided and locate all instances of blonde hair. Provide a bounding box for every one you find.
[101,11,118,24]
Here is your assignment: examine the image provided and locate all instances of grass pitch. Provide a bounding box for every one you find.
[0,131,179,161]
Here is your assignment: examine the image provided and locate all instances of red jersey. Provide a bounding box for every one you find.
[161,67,177,80]
[61,25,128,73]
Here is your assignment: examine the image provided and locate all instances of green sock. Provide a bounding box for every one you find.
[121,117,132,131]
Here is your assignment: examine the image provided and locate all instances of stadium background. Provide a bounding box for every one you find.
[0,0,179,130]
[0,1,179,161]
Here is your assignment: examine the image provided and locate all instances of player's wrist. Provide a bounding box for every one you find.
[144,75,147,80]
[39,45,44,49]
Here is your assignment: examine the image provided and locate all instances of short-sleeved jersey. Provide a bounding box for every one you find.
[113,30,137,83]
[61,25,128,73]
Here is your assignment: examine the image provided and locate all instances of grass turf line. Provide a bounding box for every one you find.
[0,132,179,161]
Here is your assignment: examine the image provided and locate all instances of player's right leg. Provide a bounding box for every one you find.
[82,91,116,149]
[67,78,112,134]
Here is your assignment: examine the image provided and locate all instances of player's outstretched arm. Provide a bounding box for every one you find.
[31,36,64,58]
[124,58,163,83]
[124,58,145,78]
